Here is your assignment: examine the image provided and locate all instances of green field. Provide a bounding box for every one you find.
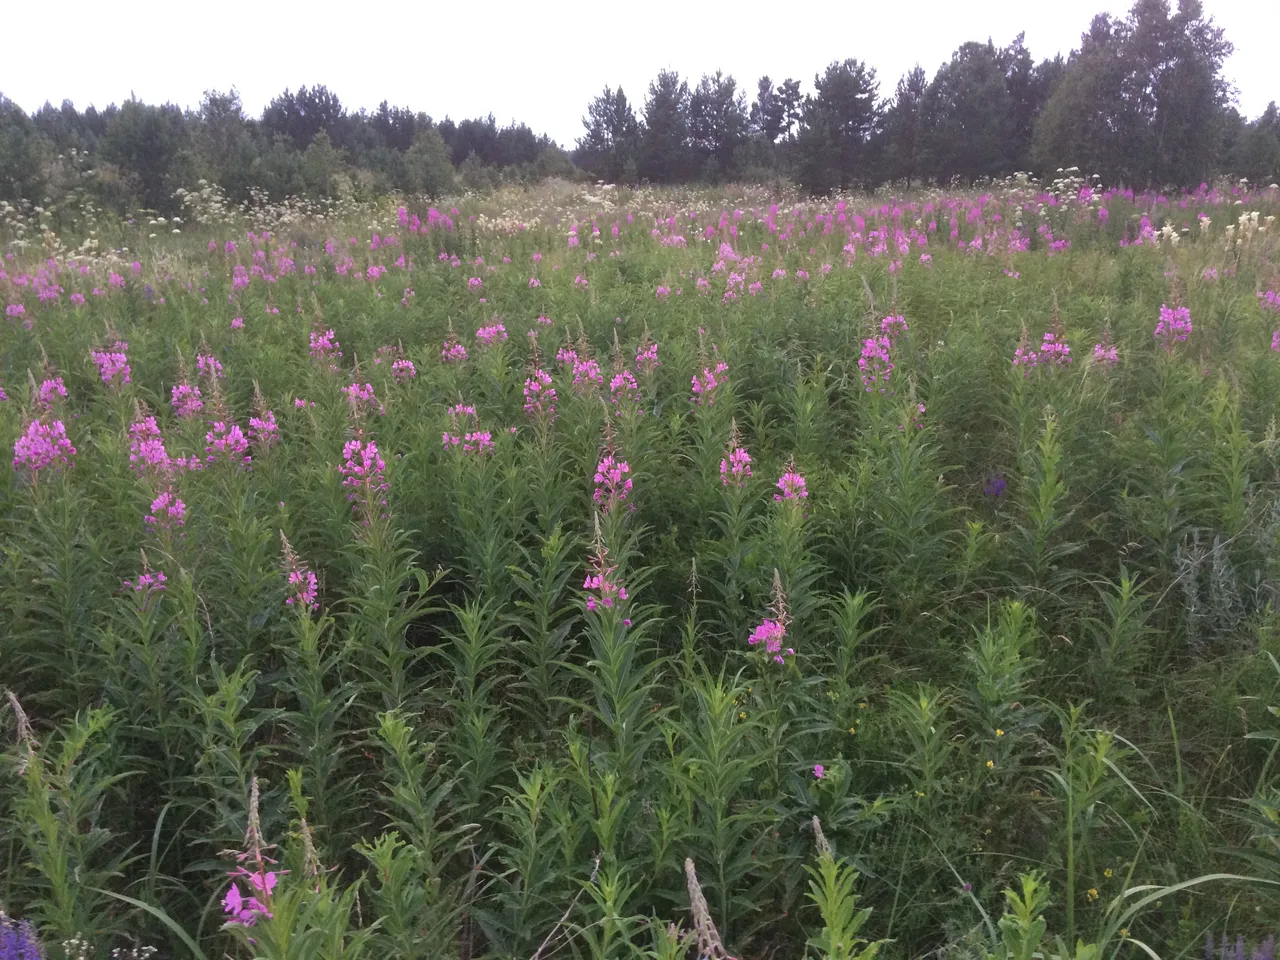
[3,179,1280,959]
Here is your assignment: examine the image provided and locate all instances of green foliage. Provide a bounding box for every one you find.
[1,180,1279,959]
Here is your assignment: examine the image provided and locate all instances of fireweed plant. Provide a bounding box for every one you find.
[2,180,1280,959]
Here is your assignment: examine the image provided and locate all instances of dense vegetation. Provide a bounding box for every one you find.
[2,176,1280,959]
[576,0,1279,192]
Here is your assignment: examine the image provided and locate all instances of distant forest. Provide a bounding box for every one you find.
[0,0,1276,215]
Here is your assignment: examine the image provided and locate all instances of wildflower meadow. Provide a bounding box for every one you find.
[4,176,1280,959]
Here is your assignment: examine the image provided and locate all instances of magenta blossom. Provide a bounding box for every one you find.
[171,383,204,419]
[91,344,131,388]
[475,322,508,346]
[205,422,251,466]
[441,335,469,363]
[691,361,729,405]
[523,369,557,421]
[145,489,186,531]
[775,469,808,502]
[13,419,76,474]
[249,411,279,450]
[858,336,893,393]
[593,455,633,513]
[720,447,752,487]
[747,617,794,665]
[129,417,171,475]
[1154,304,1192,351]
[340,439,389,519]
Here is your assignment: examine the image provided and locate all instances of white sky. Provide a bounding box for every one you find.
[3,0,1275,148]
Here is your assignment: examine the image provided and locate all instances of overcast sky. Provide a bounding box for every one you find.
[4,0,1275,148]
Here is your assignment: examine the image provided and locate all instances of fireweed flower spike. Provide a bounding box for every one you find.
[1154,303,1192,351]
[1092,323,1119,367]
[280,532,319,611]
[196,352,225,380]
[593,454,633,513]
[747,570,795,665]
[441,333,468,362]
[206,422,251,467]
[222,777,285,928]
[583,530,629,612]
[442,404,495,455]
[129,415,171,476]
[171,382,204,419]
[145,489,186,531]
[37,376,67,410]
[691,360,729,405]
[720,421,752,488]
[523,369,557,422]
[858,336,894,393]
[774,461,808,501]
[880,314,909,344]
[91,341,131,388]
[1012,325,1039,375]
[13,419,76,475]
[340,438,390,521]
[475,322,508,346]
[309,328,343,370]
[343,381,386,418]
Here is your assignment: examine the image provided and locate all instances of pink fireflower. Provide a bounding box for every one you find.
[129,417,171,476]
[609,370,639,413]
[38,377,68,410]
[593,454,633,514]
[523,369,557,421]
[391,359,417,382]
[145,489,186,531]
[1038,331,1072,366]
[197,353,224,380]
[858,336,893,393]
[13,419,76,474]
[205,422,251,466]
[171,383,204,419]
[775,468,807,501]
[1154,304,1192,351]
[123,570,167,606]
[747,619,791,664]
[340,438,389,519]
[880,314,908,343]
[441,334,469,363]
[691,361,729,405]
[287,568,318,610]
[583,540,629,612]
[91,343,131,388]
[249,410,279,450]
[343,382,386,418]
[721,447,752,487]
[635,340,660,374]
[281,535,319,611]
[222,869,280,927]
[476,323,508,346]
[571,356,604,394]
[309,329,343,369]
[1093,343,1119,366]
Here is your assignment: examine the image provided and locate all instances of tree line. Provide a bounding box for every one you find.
[575,0,1279,192]
[0,85,574,214]
[1,0,1277,216]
